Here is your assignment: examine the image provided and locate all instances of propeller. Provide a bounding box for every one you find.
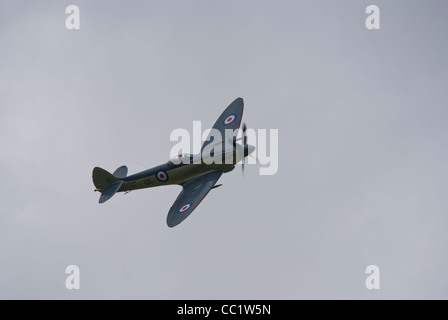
[242,122,247,174]
[227,122,255,175]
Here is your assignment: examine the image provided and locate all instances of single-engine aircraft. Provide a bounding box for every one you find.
[92,98,255,227]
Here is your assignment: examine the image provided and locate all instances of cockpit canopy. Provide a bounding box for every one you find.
[179,153,193,160]
[169,153,193,165]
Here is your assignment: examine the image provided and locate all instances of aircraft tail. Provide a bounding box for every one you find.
[92,166,128,203]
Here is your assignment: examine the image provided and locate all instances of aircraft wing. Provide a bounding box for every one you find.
[201,97,244,154]
[166,170,223,227]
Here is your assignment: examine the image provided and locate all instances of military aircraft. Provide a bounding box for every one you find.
[92,97,255,227]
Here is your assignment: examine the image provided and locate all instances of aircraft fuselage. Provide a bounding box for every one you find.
[117,151,239,192]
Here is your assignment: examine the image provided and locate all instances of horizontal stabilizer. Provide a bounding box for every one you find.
[99,181,123,204]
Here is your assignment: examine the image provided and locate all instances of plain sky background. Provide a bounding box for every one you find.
[1,1,447,299]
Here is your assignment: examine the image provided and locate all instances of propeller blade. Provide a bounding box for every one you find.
[242,122,247,175]
[243,122,247,147]
[232,138,243,154]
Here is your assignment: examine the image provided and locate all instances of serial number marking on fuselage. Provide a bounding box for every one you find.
[125,181,136,189]
[144,178,154,185]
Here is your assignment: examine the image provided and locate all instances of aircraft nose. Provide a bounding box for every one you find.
[247,144,255,156]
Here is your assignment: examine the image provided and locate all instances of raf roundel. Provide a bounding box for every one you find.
[156,170,169,182]
[223,114,237,126]
[178,203,191,214]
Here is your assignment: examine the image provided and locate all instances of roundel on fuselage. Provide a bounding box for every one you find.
[156,170,169,182]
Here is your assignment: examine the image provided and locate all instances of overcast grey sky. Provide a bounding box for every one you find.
[1,0,447,299]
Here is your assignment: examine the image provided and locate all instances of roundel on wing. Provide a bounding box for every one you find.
[156,170,169,182]
[223,114,237,126]
[178,203,192,214]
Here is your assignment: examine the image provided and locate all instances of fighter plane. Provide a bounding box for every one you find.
[92,98,255,227]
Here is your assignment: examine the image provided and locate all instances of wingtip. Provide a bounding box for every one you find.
[230,97,244,109]
[166,221,177,228]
